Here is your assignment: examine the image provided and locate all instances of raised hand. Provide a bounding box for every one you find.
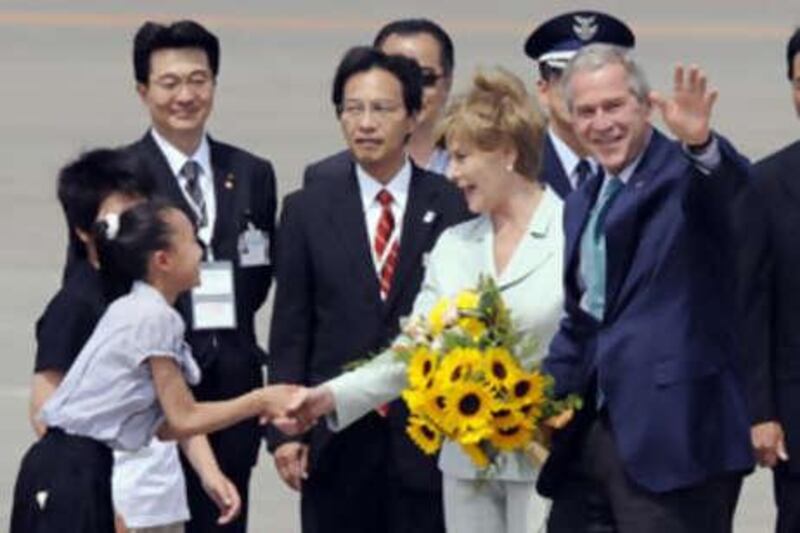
[649,64,718,146]
[272,385,336,436]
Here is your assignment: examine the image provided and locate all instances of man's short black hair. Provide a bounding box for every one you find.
[58,149,155,259]
[373,18,455,78]
[787,27,800,80]
[133,20,220,84]
[331,46,423,117]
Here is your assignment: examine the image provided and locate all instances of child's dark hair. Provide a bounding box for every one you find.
[58,148,155,260]
[94,198,177,300]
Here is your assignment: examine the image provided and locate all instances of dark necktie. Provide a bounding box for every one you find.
[181,160,207,228]
[575,159,592,189]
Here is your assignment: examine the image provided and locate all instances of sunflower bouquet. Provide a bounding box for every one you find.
[393,276,581,471]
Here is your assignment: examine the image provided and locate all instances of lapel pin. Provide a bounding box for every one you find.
[635,180,645,189]
[423,210,436,224]
[224,173,235,190]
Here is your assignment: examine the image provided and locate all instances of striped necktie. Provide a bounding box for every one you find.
[374,189,399,300]
[181,160,207,228]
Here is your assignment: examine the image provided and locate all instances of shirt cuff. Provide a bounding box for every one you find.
[683,134,721,174]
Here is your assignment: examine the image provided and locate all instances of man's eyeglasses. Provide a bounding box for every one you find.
[339,100,404,120]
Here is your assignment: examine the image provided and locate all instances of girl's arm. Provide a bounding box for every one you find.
[150,356,296,439]
[28,370,64,437]
[179,435,241,525]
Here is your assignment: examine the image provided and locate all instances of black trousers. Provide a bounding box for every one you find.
[548,414,743,533]
[181,456,251,533]
[773,462,800,533]
[300,416,444,533]
[10,428,114,533]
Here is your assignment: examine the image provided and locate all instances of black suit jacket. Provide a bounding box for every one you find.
[541,134,574,199]
[124,132,277,472]
[268,150,469,490]
[748,140,800,471]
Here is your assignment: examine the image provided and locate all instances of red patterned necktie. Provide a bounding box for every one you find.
[374,189,398,300]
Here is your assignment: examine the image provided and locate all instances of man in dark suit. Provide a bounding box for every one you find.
[524,11,634,198]
[267,47,467,533]
[747,27,800,533]
[539,44,754,532]
[125,20,276,532]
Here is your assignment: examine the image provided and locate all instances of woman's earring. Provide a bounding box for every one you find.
[506,164,514,172]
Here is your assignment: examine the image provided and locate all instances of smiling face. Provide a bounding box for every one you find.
[446,136,516,214]
[137,47,215,146]
[569,63,651,175]
[339,67,416,179]
[379,32,451,128]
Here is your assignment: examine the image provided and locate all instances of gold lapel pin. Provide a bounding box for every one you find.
[224,173,235,190]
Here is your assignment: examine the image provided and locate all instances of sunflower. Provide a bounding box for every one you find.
[461,442,491,469]
[421,391,455,434]
[455,290,480,312]
[489,423,533,452]
[508,371,546,409]
[436,347,483,387]
[401,387,428,412]
[407,346,437,389]
[483,347,521,390]
[428,297,454,336]
[457,316,487,341]
[444,381,493,436]
[406,415,443,455]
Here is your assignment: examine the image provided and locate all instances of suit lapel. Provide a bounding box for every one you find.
[603,132,664,317]
[137,133,196,218]
[209,138,238,252]
[564,171,603,293]
[326,163,383,305]
[497,189,558,290]
[384,166,440,314]
[542,135,573,199]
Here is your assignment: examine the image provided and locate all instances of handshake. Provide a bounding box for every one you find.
[258,384,336,437]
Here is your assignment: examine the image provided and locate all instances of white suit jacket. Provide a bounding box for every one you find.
[328,187,565,480]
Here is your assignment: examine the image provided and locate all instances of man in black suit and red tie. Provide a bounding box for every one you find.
[747,27,800,533]
[123,20,276,532]
[267,46,468,533]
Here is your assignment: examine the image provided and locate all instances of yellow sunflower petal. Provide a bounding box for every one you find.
[428,297,452,336]
[407,346,437,389]
[489,423,533,452]
[444,381,493,435]
[455,290,480,311]
[461,442,491,469]
[483,347,522,390]
[406,415,443,455]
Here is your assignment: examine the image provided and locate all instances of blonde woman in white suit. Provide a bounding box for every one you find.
[280,68,565,533]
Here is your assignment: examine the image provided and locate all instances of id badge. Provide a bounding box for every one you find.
[239,223,270,267]
[192,261,237,330]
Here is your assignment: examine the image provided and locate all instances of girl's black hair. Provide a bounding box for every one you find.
[93,198,177,301]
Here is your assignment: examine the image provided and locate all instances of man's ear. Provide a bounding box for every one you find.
[136,82,148,102]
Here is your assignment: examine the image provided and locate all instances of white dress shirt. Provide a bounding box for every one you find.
[355,158,412,276]
[150,128,217,248]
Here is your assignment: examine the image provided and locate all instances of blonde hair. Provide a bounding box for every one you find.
[437,68,545,181]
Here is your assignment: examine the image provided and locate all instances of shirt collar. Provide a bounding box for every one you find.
[547,128,598,177]
[149,128,212,180]
[355,157,412,211]
[131,280,169,306]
